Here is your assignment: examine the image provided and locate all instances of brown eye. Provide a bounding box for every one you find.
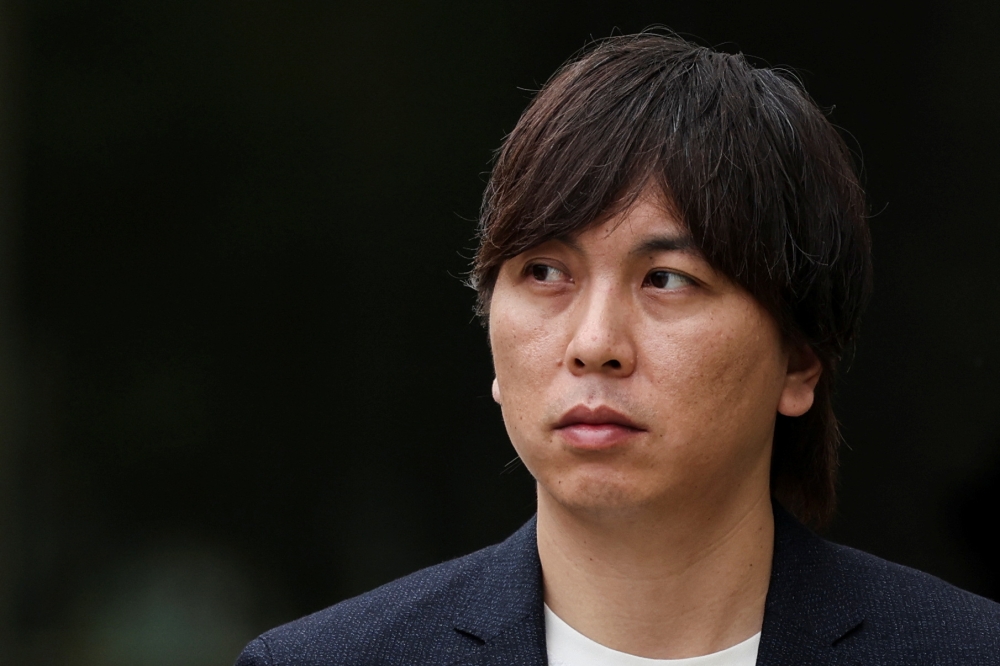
[645,270,692,290]
[529,264,565,282]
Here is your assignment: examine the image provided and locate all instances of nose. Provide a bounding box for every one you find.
[564,284,636,377]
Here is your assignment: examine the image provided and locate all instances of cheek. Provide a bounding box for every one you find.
[489,293,564,414]
[489,310,560,468]
[643,307,786,435]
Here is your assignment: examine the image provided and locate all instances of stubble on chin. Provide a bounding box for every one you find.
[534,456,666,519]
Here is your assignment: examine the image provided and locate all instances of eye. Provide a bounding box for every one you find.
[528,263,568,283]
[644,270,693,290]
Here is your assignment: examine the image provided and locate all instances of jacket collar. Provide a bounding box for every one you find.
[756,506,866,665]
[452,505,867,665]
[451,515,547,665]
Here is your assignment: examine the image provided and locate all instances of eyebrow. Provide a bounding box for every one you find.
[629,234,699,258]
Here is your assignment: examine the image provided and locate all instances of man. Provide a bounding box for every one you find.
[236,33,1000,665]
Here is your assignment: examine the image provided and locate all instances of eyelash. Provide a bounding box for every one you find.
[526,264,568,282]
[524,263,694,290]
[643,270,694,290]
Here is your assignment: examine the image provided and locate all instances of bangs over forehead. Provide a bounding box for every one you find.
[473,33,871,361]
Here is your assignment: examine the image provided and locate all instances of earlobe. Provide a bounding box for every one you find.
[492,377,502,405]
[777,344,823,417]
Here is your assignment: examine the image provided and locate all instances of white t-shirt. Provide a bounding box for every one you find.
[544,605,761,666]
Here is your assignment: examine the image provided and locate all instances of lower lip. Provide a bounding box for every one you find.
[556,424,643,450]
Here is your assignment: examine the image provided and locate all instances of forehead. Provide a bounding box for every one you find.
[553,194,700,258]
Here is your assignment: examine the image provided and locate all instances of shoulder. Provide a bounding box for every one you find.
[236,544,496,666]
[827,539,1000,638]
[234,514,553,666]
[768,508,1000,663]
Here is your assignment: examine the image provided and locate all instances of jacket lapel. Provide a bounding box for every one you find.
[756,506,866,665]
[449,516,548,666]
[447,506,868,666]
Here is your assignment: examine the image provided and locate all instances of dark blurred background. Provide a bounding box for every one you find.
[0,1,997,664]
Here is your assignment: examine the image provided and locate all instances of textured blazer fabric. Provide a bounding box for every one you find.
[235,507,1000,665]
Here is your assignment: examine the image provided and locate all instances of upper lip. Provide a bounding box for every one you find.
[554,405,645,430]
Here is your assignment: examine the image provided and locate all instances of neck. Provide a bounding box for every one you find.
[537,481,774,659]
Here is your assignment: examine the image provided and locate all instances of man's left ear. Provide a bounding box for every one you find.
[777,344,823,417]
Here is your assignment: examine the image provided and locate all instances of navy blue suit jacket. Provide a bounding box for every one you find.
[236,507,1000,665]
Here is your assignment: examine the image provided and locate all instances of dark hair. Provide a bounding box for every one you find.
[472,32,873,527]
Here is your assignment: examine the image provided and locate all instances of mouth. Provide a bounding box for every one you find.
[553,405,646,450]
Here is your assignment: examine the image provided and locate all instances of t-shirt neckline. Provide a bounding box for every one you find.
[543,603,761,666]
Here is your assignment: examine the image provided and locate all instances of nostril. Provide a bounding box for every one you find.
[605,359,622,370]
[573,358,586,368]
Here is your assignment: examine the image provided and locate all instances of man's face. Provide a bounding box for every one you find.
[488,191,817,516]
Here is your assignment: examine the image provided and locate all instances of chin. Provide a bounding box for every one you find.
[540,468,661,516]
